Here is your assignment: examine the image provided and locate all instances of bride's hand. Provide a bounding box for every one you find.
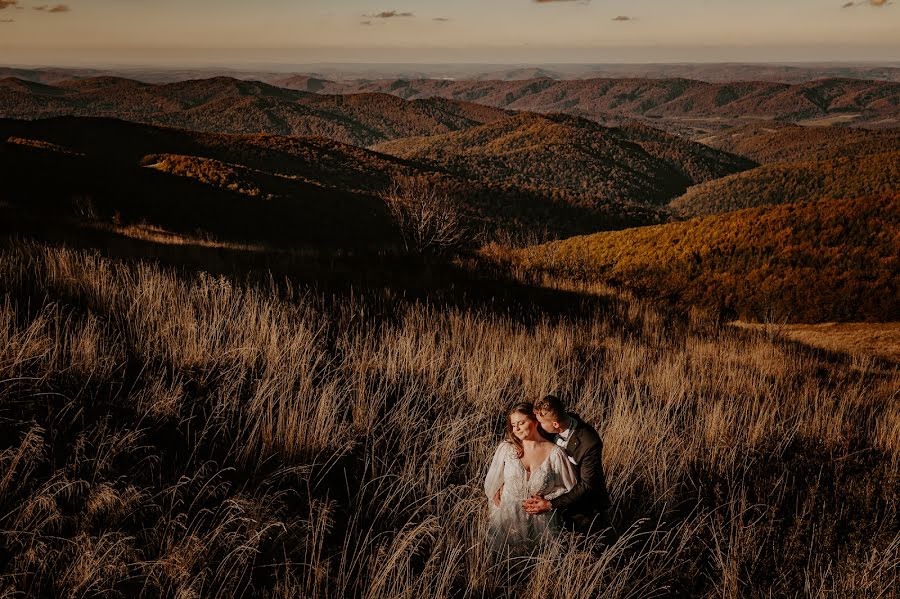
[523,495,551,514]
[493,484,504,506]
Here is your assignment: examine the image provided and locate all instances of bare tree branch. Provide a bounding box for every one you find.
[382,175,469,256]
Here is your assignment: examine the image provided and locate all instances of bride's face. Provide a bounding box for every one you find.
[510,412,537,440]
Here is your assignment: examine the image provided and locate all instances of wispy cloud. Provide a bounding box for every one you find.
[433,17,450,22]
[611,15,635,21]
[0,17,12,22]
[34,3,70,12]
[364,10,414,19]
[842,0,891,6]
[0,1,19,9]
[534,0,590,3]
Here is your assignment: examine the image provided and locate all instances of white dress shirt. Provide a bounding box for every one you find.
[555,416,578,450]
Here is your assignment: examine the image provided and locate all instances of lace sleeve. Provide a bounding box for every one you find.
[544,447,577,501]
[484,442,510,501]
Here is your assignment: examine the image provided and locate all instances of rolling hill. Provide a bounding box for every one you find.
[0,76,511,146]
[0,119,403,249]
[488,195,899,322]
[372,112,754,207]
[670,151,900,217]
[699,123,900,164]
[0,117,666,246]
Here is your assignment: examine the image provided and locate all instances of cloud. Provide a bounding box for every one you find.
[611,15,635,21]
[534,0,589,3]
[0,17,12,21]
[843,0,891,6]
[0,0,18,9]
[433,17,450,22]
[360,20,372,25]
[365,10,414,18]
[33,3,69,11]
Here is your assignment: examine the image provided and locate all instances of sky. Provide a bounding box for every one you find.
[1,0,898,66]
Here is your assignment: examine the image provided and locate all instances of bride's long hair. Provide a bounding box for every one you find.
[505,402,550,458]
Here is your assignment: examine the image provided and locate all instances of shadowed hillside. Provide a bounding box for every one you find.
[671,151,900,216]
[486,195,900,322]
[699,123,900,163]
[0,117,666,245]
[1,127,401,249]
[373,112,754,207]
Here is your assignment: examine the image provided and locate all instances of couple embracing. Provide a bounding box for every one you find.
[484,395,611,554]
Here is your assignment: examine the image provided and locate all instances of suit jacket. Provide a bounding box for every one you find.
[548,414,610,532]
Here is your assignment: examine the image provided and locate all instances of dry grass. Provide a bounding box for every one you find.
[102,223,268,252]
[0,241,897,597]
[732,321,900,364]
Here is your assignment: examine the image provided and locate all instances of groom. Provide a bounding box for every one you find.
[523,394,611,536]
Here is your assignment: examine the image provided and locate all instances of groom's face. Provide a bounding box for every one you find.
[535,412,560,434]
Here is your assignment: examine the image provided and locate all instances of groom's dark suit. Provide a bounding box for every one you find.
[549,414,611,534]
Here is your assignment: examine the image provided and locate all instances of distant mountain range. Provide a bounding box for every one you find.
[2,76,899,143]
[322,77,900,130]
[4,63,900,84]
[373,112,753,208]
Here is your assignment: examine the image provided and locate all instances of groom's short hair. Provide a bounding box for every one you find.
[535,395,566,421]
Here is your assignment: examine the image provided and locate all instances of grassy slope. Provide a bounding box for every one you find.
[0,240,897,597]
[670,151,900,217]
[494,195,899,322]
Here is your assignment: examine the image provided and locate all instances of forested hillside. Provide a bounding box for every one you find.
[373,113,753,207]
[671,151,900,216]
[700,123,900,163]
[489,195,899,322]
[0,76,510,146]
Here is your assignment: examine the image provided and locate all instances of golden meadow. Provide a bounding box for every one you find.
[0,241,897,597]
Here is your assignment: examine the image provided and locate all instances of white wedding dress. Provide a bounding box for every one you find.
[484,441,577,554]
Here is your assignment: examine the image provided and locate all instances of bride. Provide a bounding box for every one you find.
[484,402,576,554]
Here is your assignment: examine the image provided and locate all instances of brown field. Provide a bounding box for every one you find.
[0,240,897,598]
[731,321,900,364]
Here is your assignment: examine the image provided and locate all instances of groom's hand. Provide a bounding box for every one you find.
[523,496,552,514]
